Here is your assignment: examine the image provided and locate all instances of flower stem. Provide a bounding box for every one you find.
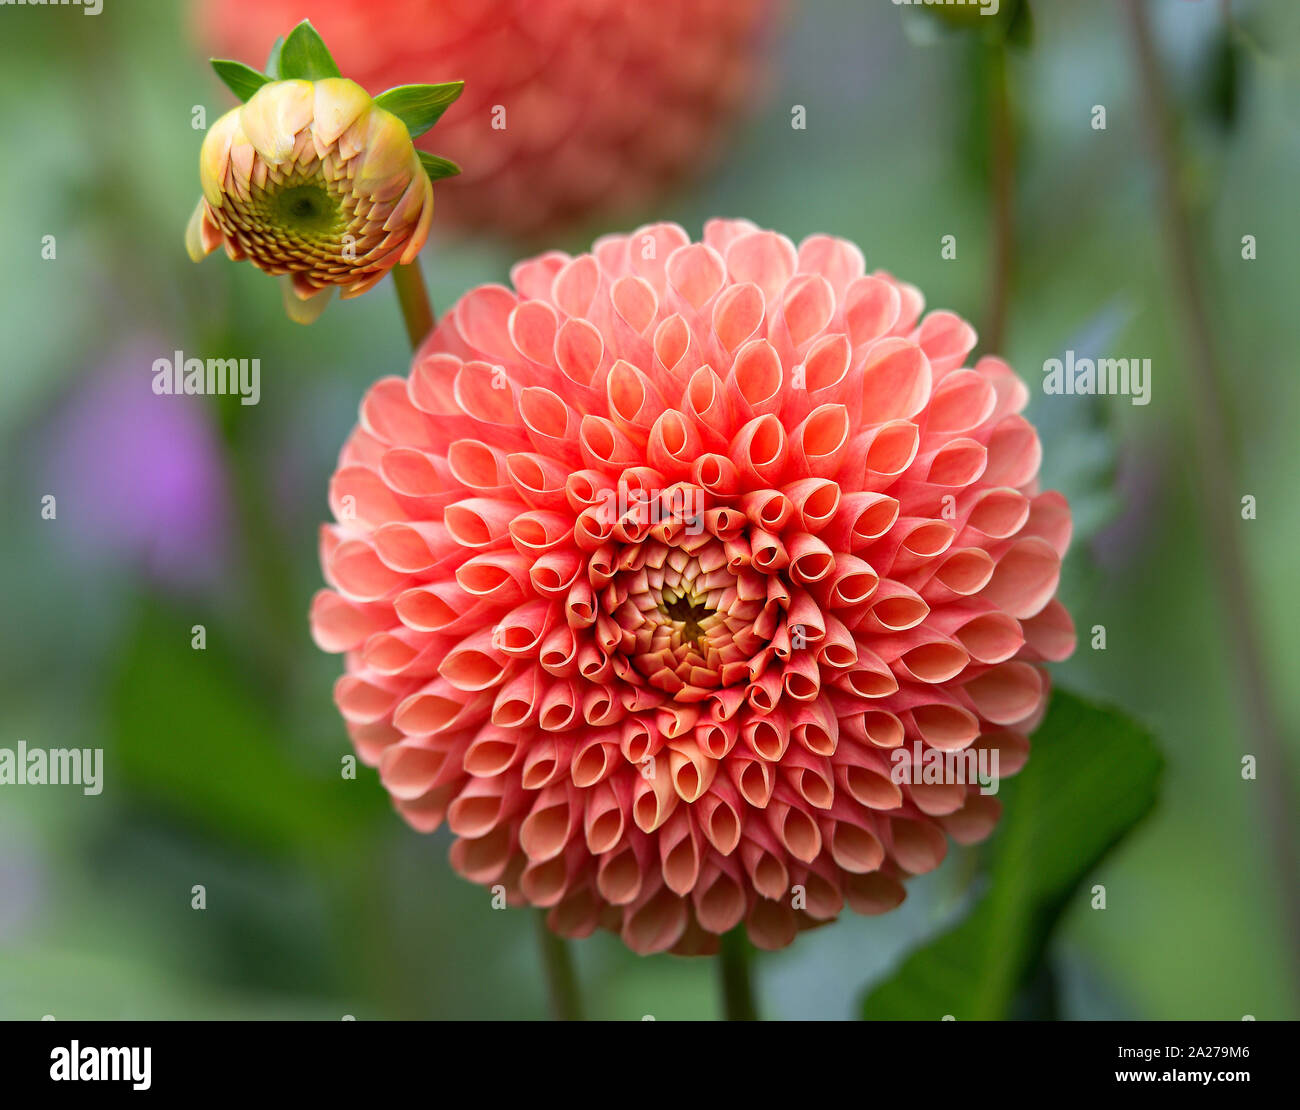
[717,928,760,1021]
[393,261,435,350]
[983,40,1014,355]
[1123,0,1300,999]
[535,911,582,1021]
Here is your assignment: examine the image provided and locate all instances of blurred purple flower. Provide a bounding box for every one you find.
[41,341,231,590]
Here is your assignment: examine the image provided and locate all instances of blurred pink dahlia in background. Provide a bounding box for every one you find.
[311,219,1074,954]
[195,0,774,239]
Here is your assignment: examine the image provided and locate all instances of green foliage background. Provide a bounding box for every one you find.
[1,0,1297,1019]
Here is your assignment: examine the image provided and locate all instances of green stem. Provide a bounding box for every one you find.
[717,928,759,1021]
[535,912,582,1021]
[983,41,1014,355]
[393,261,435,350]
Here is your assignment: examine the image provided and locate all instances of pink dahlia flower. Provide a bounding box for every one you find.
[195,0,773,238]
[311,219,1074,954]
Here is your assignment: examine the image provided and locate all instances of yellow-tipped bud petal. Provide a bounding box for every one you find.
[311,78,373,146]
[198,108,241,207]
[185,198,223,261]
[399,175,435,265]
[240,79,315,163]
[355,108,418,197]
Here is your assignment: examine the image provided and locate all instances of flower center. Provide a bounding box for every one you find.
[605,538,765,701]
[659,588,715,646]
[271,182,341,238]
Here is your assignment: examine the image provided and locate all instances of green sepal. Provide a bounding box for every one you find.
[265,36,285,80]
[375,82,465,138]
[278,20,341,81]
[210,58,272,102]
[418,152,462,182]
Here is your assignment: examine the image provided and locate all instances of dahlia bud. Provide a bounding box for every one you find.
[186,20,462,323]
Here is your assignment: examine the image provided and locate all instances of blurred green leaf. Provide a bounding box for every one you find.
[376,82,465,138]
[109,599,381,857]
[278,20,340,82]
[418,151,463,182]
[861,689,1163,1020]
[210,59,271,102]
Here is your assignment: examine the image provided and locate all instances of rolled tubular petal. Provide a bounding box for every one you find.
[311,220,1073,954]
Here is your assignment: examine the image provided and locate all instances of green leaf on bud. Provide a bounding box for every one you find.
[376,82,466,139]
[278,20,341,81]
[418,152,463,182]
[265,36,285,81]
[210,58,272,102]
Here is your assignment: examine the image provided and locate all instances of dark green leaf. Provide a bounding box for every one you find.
[210,59,272,103]
[265,35,285,81]
[861,689,1163,1020]
[277,20,340,81]
[418,151,462,181]
[375,82,465,138]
